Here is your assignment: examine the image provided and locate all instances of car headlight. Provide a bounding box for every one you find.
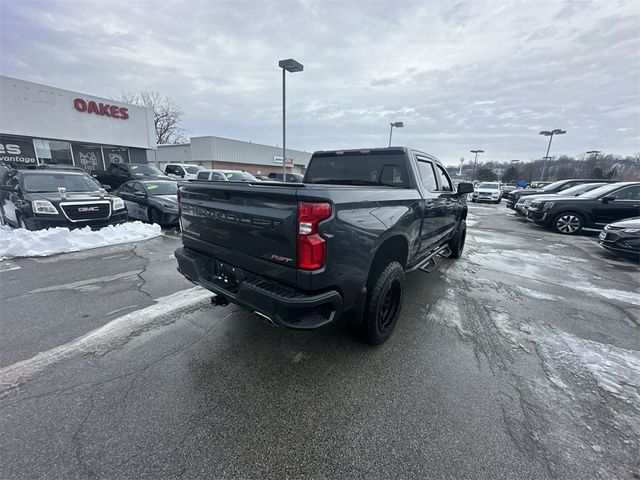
[542,202,555,211]
[32,200,59,215]
[623,228,640,233]
[112,196,125,211]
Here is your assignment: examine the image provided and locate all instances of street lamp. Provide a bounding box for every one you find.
[539,129,566,180]
[388,122,404,147]
[470,149,484,177]
[586,150,601,161]
[279,58,304,181]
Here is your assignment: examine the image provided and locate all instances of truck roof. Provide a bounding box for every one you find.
[312,146,442,163]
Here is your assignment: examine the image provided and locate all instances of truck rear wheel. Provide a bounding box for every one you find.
[363,261,404,345]
[448,219,466,259]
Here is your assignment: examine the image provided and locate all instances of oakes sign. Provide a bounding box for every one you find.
[73,98,129,120]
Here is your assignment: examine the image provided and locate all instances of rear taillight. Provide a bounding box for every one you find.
[297,201,331,270]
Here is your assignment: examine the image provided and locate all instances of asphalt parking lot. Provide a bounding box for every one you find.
[0,204,638,479]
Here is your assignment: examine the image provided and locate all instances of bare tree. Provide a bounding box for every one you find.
[118,91,187,145]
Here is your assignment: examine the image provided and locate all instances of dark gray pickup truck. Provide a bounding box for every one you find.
[175,147,473,344]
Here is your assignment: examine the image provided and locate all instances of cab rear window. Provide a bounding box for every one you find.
[305,151,409,187]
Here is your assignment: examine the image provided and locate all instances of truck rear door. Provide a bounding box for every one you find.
[413,155,447,253]
[179,181,301,285]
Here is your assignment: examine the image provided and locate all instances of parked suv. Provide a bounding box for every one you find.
[505,179,612,209]
[514,182,609,215]
[470,182,502,203]
[92,163,169,190]
[163,163,203,179]
[0,168,127,230]
[526,182,640,234]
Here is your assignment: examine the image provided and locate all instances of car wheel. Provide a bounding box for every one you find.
[18,215,34,231]
[148,208,162,226]
[552,212,583,235]
[363,261,404,345]
[448,219,466,259]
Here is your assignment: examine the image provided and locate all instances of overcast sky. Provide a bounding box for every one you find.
[1,0,639,165]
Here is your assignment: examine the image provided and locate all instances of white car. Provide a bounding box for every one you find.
[163,163,204,180]
[470,182,502,203]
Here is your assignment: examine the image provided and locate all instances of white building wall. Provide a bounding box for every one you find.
[0,76,155,149]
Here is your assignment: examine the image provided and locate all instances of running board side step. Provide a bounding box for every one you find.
[417,245,452,273]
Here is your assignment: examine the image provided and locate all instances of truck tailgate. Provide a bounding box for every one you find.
[179,181,300,267]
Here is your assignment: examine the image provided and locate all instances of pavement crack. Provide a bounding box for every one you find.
[70,392,98,479]
[131,244,153,300]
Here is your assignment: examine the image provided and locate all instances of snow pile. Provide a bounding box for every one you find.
[0,222,162,260]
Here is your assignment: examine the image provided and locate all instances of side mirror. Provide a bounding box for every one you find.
[101,184,112,191]
[0,185,17,192]
[600,196,616,203]
[457,182,474,195]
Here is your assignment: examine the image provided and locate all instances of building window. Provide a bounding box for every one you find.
[34,139,73,165]
[103,146,130,166]
[71,144,105,174]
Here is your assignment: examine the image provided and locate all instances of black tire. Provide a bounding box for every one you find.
[363,261,405,345]
[148,208,162,226]
[448,219,467,259]
[551,212,583,235]
[18,215,34,231]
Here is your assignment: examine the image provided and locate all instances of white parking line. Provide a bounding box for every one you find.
[0,260,20,272]
[0,287,212,394]
[27,270,141,294]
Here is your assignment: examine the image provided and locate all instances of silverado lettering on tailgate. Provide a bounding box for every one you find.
[181,204,283,230]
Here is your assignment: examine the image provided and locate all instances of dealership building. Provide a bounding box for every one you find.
[1,75,311,177]
[0,75,156,173]
[148,136,312,175]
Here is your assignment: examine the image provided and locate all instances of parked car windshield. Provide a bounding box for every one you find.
[558,183,606,196]
[478,183,499,189]
[22,173,100,192]
[129,164,164,175]
[541,180,571,191]
[143,181,178,195]
[574,183,623,199]
[223,171,258,182]
[305,152,410,187]
[184,166,202,174]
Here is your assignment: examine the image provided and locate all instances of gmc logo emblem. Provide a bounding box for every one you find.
[78,206,100,213]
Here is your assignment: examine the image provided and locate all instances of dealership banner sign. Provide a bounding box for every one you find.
[0,136,37,166]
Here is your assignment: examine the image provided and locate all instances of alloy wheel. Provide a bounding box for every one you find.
[556,214,581,234]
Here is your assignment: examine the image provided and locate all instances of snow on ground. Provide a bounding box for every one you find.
[0,222,162,260]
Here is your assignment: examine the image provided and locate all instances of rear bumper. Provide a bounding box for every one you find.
[175,246,343,329]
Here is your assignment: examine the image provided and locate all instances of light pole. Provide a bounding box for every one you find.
[388,122,403,147]
[539,129,566,180]
[470,149,484,178]
[586,150,601,161]
[278,58,304,181]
